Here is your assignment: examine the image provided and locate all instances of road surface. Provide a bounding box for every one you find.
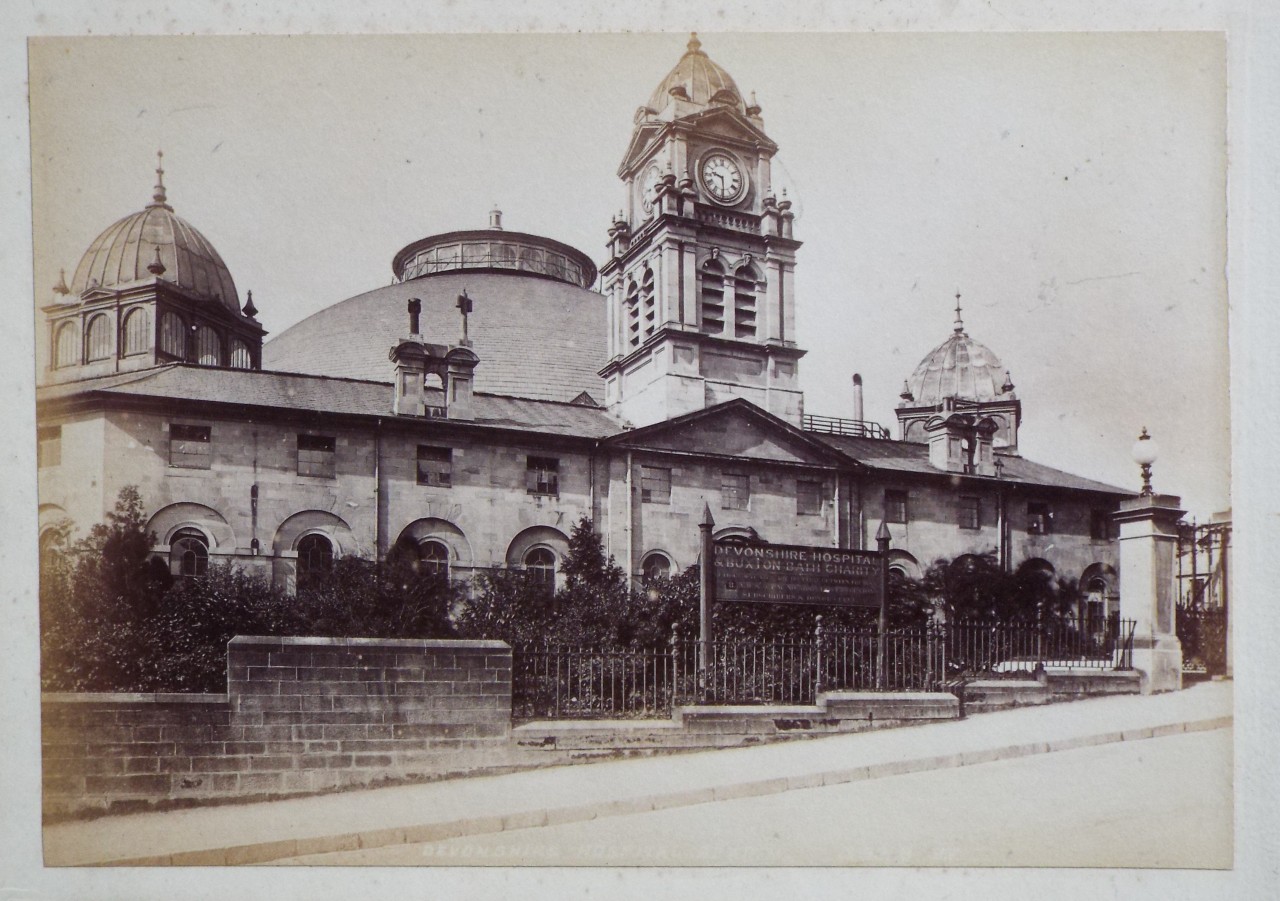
[278,726,1232,867]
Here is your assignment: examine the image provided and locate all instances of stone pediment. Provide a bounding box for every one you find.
[618,123,669,176]
[676,107,776,151]
[606,399,854,468]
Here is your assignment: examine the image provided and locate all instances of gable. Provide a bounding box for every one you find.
[618,123,668,175]
[611,404,844,467]
[677,107,776,151]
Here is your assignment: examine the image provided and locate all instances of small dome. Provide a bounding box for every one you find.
[646,34,746,113]
[69,157,240,314]
[907,323,1012,407]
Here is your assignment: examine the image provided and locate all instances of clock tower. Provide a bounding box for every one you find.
[599,34,805,427]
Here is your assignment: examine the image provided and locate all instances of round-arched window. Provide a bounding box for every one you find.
[54,321,79,368]
[229,339,252,370]
[642,552,672,582]
[85,314,113,362]
[123,308,150,356]
[297,533,334,583]
[420,540,450,579]
[170,527,209,578]
[159,311,186,358]
[523,546,557,590]
[195,326,221,366]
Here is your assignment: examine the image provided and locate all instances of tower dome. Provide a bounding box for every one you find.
[69,154,240,314]
[646,33,746,113]
[897,298,1021,450]
[906,307,1013,406]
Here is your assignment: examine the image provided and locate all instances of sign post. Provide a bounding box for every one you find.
[698,503,715,673]
[876,522,892,689]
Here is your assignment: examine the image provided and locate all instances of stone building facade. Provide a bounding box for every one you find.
[36,35,1127,616]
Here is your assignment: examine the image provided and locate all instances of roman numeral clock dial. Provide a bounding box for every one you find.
[700,152,746,204]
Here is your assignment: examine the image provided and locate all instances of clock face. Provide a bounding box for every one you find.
[640,165,662,213]
[700,152,746,204]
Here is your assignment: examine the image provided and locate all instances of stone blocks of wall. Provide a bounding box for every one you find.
[41,637,512,819]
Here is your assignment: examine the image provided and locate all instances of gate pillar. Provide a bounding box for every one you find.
[1114,494,1185,693]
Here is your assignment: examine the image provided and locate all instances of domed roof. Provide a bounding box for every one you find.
[646,34,746,113]
[69,156,240,314]
[263,270,606,404]
[906,310,1014,407]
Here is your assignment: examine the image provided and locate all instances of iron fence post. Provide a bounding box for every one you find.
[814,615,824,699]
[876,522,891,690]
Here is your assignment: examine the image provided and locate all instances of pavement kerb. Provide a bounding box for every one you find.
[85,711,1232,867]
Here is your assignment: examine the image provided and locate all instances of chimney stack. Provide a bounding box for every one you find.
[852,373,864,424]
[408,298,422,337]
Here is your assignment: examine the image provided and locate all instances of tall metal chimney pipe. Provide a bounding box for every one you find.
[852,373,864,424]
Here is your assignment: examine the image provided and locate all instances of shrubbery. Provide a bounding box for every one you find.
[40,488,1084,693]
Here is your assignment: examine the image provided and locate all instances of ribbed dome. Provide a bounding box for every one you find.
[646,34,745,113]
[907,323,1012,407]
[70,161,239,314]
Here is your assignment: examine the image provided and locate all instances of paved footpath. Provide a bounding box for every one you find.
[43,681,1232,867]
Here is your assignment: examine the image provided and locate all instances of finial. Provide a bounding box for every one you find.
[953,291,965,333]
[52,268,70,296]
[457,289,474,346]
[1001,370,1015,393]
[146,246,166,276]
[242,290,258,319]
[407,297,422,336]
[900,380,914,402]
[150,149,169,208]
[687,32,702,54]
[489,206,503,230]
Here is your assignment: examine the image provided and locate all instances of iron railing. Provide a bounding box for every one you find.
[511,616,1136,721]
[801,414,891,439]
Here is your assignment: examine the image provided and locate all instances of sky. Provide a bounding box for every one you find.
[28,32,1229,515]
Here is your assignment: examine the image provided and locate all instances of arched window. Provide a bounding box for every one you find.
[625,279,641,348]
[297,533,334,584]
[170,527,209,578]
[523,546,557,591]
[195,326,221,366]
[159,311,186,359]
[85,314,112,362]
[420,540,450,579]
[122,308,150,356]
[229,339,252,370]
[53,321,79,368]
[640,267,656,340]
[733,263,759,338]
[642,552,672,582]
[699,258,725,334]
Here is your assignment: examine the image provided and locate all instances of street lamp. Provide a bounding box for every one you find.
[1131,427,1159,497]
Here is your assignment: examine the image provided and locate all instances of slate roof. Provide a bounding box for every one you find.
[39,366,1128,493]
[37,364,626,439]
[812,432,1131,496]
[262,270,607,404]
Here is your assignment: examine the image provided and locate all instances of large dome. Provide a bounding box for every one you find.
[646,33,746,113]
[907,319,1013,407]
[264,221,606,404]
[70,161,239,314]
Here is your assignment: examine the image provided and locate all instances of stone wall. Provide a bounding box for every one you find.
[41,636,512,819]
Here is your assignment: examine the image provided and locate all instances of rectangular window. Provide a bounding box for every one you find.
[640,465,672,503]
[797,480,823,516]
[1028,502,1052,535]
[526,455,560,496]
[297,434,336,478]
[958,496,981,530]
[417,446,453,487]
[721,473,750,511]
[169,423,211,469]
[884,489,908,524]
[37,425,61,469]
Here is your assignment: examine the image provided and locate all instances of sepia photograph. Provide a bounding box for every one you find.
[6,5,1279,899]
